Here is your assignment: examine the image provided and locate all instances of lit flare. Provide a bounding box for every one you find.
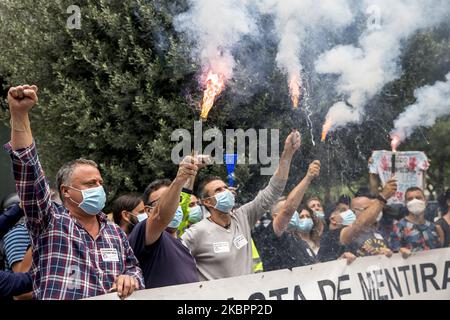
[321,118,333,142]
[200,71,226,121]
[289,74,302,109]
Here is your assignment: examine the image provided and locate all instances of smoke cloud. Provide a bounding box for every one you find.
[315,0,450,132]
[174,0,449,134]
[257,0,354,108]
[392,72,450,142]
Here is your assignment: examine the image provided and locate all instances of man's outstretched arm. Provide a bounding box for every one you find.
[5,85,52,237]
[273,160,320,237]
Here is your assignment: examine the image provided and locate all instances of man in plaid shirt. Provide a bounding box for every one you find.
[4,85,144,300]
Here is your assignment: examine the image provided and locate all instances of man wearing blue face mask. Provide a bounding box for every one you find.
[340,182,398,258]
[181,131,301,281]
[128,157,205,289]
[252,161,321,272]
[4,85,144,300]
[317,207,357,264]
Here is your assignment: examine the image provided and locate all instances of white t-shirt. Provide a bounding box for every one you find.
[369,150,429,204]
[181,176,286,281]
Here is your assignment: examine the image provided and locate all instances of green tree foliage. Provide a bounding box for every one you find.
[0,0,202,203]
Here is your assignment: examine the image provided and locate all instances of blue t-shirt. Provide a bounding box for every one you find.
[3,224,31,271]
[128,220,199,289]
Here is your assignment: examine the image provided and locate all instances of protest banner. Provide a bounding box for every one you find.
[88,248,450,300]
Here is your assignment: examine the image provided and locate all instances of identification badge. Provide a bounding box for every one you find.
[374,233,384,240]
[233,235,248,250]
[100,248,119,262]
[213,242,230,254]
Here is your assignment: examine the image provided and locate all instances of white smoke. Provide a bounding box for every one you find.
[315,0,450,131]
[174,0,257,81]
[392,72,450,142]
[256,0,354,105]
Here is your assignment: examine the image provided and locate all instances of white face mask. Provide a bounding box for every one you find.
[376,211,383,222]
[407,199,426,216]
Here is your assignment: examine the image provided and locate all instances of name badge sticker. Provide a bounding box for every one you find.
[100,248,119,262]
[233,235,248,250]
[213,242,230,254]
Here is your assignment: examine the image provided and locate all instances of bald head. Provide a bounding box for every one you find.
[271,197,287,219]
[351,196,373,216]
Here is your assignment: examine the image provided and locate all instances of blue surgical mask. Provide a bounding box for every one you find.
[168,206,183,229]
[136,212,148,223]
[188,205,203,224]
[340,209,356,226]
[314,211,325,221]
[69,185,106,215]
[298,218,314,232]
[213,190,235,214]
[288,211,301,230]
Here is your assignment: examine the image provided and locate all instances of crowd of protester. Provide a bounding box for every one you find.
[1,85,449,300]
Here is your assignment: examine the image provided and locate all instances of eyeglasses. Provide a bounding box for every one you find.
[353,207,369,213]
[148,198,160,208]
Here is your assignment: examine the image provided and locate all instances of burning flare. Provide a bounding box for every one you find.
[289,74,302,109]
[391,134,401,152]
[200,71,226,121]
[321,118,333,142]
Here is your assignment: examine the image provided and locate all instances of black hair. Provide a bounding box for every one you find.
[354,187,376,199]
[197,176,224,200]
[142,179,172,205]
[112,194,142,225]
[405,187,425,199]
[337,194,351,206]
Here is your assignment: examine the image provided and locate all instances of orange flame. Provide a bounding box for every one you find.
[200,71,226,121]
[391,134,401,152]
[321,118,333,142]
[289,74,302,109]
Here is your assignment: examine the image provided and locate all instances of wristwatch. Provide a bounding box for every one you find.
[376,194,387,205]
[182,188,193,195]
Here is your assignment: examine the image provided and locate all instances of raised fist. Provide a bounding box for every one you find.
[8,85,39,115]
[283,130,301,156]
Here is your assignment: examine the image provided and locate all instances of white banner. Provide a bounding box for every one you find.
[89,248,450,300]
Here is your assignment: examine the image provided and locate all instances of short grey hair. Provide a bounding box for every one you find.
[56,159,99,202]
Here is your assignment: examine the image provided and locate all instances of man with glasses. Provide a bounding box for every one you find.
[128,157,204,289]
[340,182,398,258]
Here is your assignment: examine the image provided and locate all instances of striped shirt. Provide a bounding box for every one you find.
[3,223,31,271]
[4,142,144,300]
